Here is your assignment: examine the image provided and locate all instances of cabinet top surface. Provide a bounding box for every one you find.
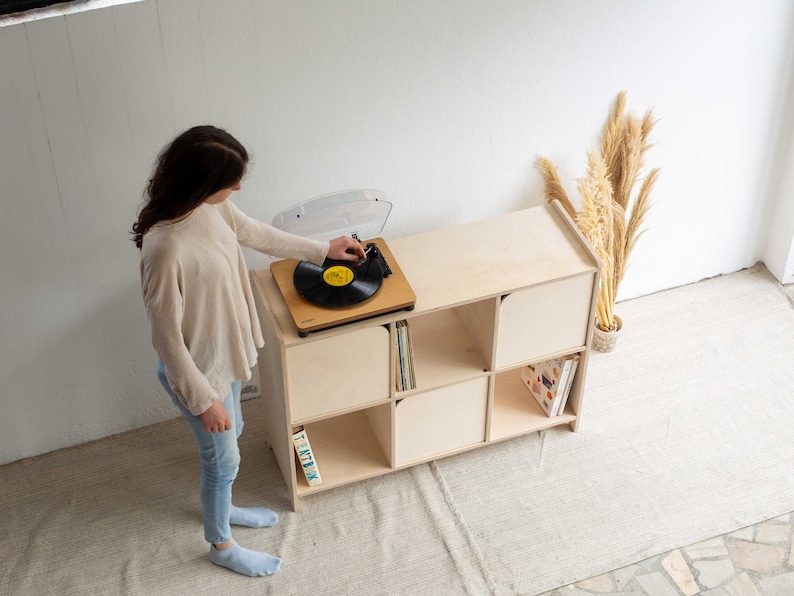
[389,203,595,311]
[253,203,597,344]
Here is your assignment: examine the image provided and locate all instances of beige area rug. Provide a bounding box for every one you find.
[2,264,794,595]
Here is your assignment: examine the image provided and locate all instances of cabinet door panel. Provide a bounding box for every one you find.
[394,377,488,466]
[286,326,390,422]
[496,273,594,367]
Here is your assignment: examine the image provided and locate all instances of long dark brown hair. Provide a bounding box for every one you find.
[132,125,249,249]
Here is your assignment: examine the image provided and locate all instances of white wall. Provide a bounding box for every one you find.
[761,16,794,285]
[1,0,792,465]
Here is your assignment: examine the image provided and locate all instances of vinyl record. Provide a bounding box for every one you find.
[293,256,384,307]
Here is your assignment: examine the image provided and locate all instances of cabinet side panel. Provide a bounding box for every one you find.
[496,273,595,368]
[287,326,391,422]
[253,277,298,509]
[454,298,499,370]
[364,403,394,467]
[568,262,600,432]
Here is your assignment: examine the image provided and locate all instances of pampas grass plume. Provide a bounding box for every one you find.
[537,156,575,220]
[538,92,659,331]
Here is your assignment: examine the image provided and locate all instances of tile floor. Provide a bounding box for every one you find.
[539,281,794,596]
[538,513,794,595]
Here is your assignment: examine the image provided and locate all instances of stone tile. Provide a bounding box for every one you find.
[686,537,730,559]
[613,564,639,591]
[576,574,613,592]
[771,513,791,523]
[724,572,762,596]
[734,540,785,572]
[755,523,790,544]
[636,554,661,570]
[790,541,794,567]
[701,589,729,596]
[690,537,727,550]
[661,549,699,595]
[635,572,680,596]
[757,571,794,595]
[693,559,736,589]
[727,527,755,541]
[687,545,730,558]
[558,586,593,595]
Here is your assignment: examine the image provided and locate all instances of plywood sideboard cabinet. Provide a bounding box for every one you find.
[251,201,600,511]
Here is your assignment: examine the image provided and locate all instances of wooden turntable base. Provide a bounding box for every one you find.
[269,238,416,336]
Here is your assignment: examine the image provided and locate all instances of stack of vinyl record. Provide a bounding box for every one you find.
[395,320,416,391]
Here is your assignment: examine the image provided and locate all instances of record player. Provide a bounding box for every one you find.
[269,190,416,337]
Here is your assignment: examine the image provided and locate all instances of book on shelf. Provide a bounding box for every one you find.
[404,321,416,389]
[555,354,579,415]
[292,427,322,486]
[395,323,405,392]
[520,354,579,417]
[397,321,406,391]
[395,320,416,391]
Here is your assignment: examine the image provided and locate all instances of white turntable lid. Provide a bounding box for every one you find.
[272,189,391,241]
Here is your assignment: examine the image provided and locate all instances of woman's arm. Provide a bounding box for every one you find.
[224,201,365,263]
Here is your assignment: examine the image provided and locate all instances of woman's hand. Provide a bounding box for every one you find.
[327,236,366,261]
[199,401,232,433]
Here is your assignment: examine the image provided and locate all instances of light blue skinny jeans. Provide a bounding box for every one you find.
[157,360,242,545]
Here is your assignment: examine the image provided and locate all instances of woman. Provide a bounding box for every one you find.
[132,125,365,576]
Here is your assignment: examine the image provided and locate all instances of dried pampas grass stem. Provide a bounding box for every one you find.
[538,156,575,220]
[538,92,659,332]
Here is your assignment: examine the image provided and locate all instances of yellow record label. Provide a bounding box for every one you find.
[323,266,354,287]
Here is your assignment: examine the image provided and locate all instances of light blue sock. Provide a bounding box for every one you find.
[229,505,278,528]
[209,543,281,577]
